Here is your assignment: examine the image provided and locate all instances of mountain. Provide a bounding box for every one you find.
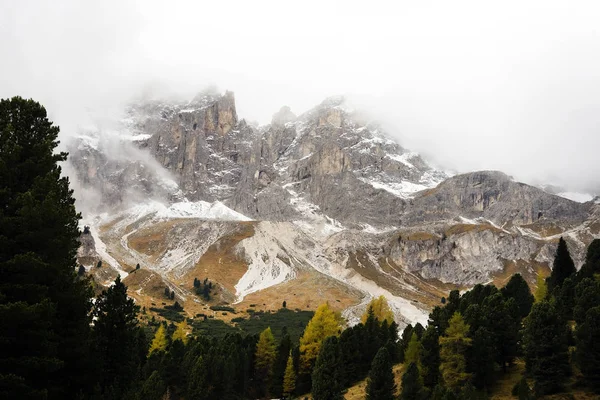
[68,91,600,328]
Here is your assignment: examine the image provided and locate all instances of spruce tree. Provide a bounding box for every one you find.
[575,306,600,393]
[522,301,570,396]
[578,239,600,280]
[501,273,534,319]
[0,97,94,399]
[311,336,344,400]
[93,275,144,395]
[271,328,292,398]
[546,237,576,294]
[420,326,441,389]
[366,347,395,400]
[399,362,424,400]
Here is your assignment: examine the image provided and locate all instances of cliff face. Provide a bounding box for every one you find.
[68,91,600,326]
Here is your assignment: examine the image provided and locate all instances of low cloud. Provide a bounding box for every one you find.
[1,0,599,194]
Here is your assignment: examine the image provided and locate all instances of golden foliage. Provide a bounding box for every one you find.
[283,352,296,397]
[148,324,168,355]
[360,295,394,325]
[172,319,189,344]
[299,303,343,373]
[440,312,472,391]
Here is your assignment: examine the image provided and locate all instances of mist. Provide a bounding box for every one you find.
[2,0,600,194]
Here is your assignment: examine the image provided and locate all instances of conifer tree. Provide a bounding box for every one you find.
[0,97,94,398]
[400,362,424,400]
[271,328,292,398]
[420,326,441,389]
[172,319,189,344]
[546,237,576,294]
[148,324,168,355]
[299,303,343,373]
[366,347,396,400]
[534,274,548,303]
[361,295,395,324]
[575,306,600,393]
[578,239,600,280]
[573,278,600,324]
[501,273,534,319]
[138,370,166,400]
[311,336,344,400]
[404,332,422,367]
[282,353,296,398]
[439,312,472,392]
[255,327,277,397]
[94,275,144,395]
[523,301,570,395]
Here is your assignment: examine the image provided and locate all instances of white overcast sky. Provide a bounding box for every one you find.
[1,0,600,193]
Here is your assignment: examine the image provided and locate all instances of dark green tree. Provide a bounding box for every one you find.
[399,362,424,400]
[577,239,600,280]
[0,97,94,399]
[271,328,292,398]
[93,276,145,396]
[420,326,440,389]
[522,301,570,396]
[575,306,600,393]
[573,278,600,324]
[501,273,534,319]
[138,370,166,400]
[365,347,395,400]
[311,336,344,400]
[546,237,576,294]
[512,377,533,400]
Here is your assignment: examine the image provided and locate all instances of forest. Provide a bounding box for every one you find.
[1,96,599,400]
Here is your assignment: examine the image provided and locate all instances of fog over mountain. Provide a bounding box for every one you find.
[1,0,600,194]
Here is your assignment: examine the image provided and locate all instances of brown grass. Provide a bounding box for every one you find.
[181,222,256,297]
[491,260,551,291]
[589,221,600,235]
[344,364,404,400]
[445,223,502,236]
[522,222,564,238]
[236,269,363,314]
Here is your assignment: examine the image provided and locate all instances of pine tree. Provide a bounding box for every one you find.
[575,306,600,393]
[523,301,570,396]
[138,370,166,400]
[546,237,576,294]
[255,327,277,397]
[172,319,189,344]
[361,295,395,324]
[271,328,292,398]
[420,326,441,389]
[573,278,600,324]
[501,273,534,319]
[311,336,344,400]
[400,362,424,400]
[439,312,472,392]
[578,239,600,280]
[0,97,94,398]
[366,347,396,400]
[93,275,144,395]
[299,303,343,373]
[512,377,533,400]
[282,353,296,398]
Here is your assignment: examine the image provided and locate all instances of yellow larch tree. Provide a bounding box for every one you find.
[360,295,394,324]
[148,324,168,355]
[299,302,343,373]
